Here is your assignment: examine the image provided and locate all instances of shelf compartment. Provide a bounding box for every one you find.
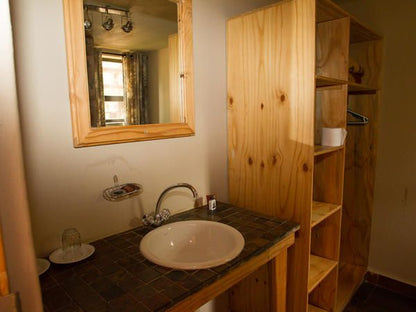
[316,0,348,23]
[335,263,366,312]
[314,145,344,157]
[309,255,338,293]
[308,304,328,312]
[348,82,377,95]
[312,201,342,227]
[316,75,347,88]
[350,17,382,44]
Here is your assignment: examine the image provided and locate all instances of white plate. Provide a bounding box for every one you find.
[36,258,50,275]
[49,243,95,264]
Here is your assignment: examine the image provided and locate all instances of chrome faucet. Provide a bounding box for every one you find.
[142,183,198,226]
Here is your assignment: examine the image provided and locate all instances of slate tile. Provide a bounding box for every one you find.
[166,270,188,282]
[91,277,126,301]
[140,292,171,311]
[160,284,189,301]
[43,285,73,311]
[137,267,162,283]
[108,294,150,312]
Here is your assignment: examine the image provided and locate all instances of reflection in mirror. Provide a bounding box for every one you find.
[83,0,182,127]
[62,0,194,147]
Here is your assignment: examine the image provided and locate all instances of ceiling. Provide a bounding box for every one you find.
[84,0,178,51]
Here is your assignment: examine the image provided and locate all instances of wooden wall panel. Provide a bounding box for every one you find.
[314,150,345,204]
[316,18,350,81]
[311,210,342,260]
[229,262,271,311]
[227,0,315,311]
[341,93,379,267]
[315,85,348,145]
[341,40,382,267]
[349,40,383,87]
[309,266,338,311]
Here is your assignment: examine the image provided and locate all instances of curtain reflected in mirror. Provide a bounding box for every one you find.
[83,0,182,128]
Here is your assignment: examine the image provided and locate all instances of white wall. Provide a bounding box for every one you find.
[10,0,276,259]
[0,1,42,311]
[335,0,416,286]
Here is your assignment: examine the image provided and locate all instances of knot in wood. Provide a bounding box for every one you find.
[248,157,253,165]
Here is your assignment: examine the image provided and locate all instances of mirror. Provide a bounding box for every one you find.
[63,0,194,147]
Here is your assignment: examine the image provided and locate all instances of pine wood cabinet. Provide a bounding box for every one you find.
[227,0,382,311]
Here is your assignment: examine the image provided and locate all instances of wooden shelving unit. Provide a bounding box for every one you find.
[227,0,381,311]
[348,82,377,95]
[335,263,367,311]
[316,75,347,88]
[308,255,338,292]
[312,201,341,227]
[314,145,344,156]
[309,304,328,312]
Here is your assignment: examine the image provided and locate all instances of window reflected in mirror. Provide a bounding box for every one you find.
[83,0,182,128]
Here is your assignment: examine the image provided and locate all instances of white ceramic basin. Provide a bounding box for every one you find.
[140,220,245,270]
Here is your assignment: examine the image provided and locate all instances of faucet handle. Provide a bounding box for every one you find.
[160,209,171,221]
[142,209,170,227]
[142,214,153,226]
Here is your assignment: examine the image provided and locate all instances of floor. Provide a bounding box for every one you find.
[344,282,416,312]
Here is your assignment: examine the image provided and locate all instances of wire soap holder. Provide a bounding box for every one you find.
[103,175,143,201]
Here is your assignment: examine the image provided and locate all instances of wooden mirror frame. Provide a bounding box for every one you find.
[62,0,194,147]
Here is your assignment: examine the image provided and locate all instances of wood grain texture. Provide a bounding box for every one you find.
[311,210,342,260]
[309,266,338,311]
[341,40,382,268]
[314,145,344,157]
[227,1,315,311]
[168,233,295,312]
[315,85,348,145]
[308,304,328,312]
[335,263,366,312]
[349,40,383,88]
[308,254,337,293]
[0,293,19,312]
[316,18,350,81]
[316,0,348,23]
[348,82,377,95]
[311,201,341,227]
[341,94,379,267]
[229,264,271,312]
[314,150,345,204]
[62,0,195,147]
[316,75,347,88]
[350,18,381,44]
[270,249,288,312]
[0,228,9,296]
[228,245,289,312]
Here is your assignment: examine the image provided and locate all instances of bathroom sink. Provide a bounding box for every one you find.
[140,220,245,270]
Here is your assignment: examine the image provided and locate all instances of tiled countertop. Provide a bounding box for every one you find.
[40,202,299,312]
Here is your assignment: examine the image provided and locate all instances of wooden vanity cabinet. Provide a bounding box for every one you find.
[227,0,382,311]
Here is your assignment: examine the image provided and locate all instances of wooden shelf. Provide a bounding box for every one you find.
[314,145,344,157]
[309,255,338,293]
[348,82,377,94]
[316,0,348,23]
[312,201,341,227]
[350,18,382,44]
[335,263,366,312]
[316,75,347,88]
[309,304,328,312]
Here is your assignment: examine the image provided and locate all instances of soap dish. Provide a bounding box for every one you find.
[103,182,143,201]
